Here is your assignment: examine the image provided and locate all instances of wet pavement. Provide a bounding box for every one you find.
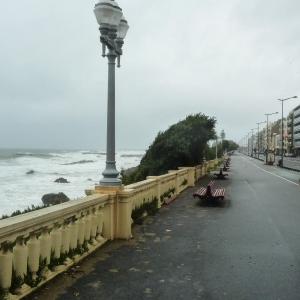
[26,154,300,300]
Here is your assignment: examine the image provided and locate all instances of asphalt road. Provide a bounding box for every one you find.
[198,155,300,299]
[27,154,300,300]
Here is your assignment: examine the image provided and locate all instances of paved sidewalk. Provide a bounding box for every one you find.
[26,172,231,300]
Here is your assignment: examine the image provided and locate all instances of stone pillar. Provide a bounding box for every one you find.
[93,185,122,240]
[117,189,135,239]
[146,177,162,208]
[186,167,195,186]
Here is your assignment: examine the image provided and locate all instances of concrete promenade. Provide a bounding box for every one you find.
[27,154,300,300]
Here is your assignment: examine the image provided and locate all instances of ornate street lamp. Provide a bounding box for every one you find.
[264,112,278,151]
[278,96,297,167]
[93,0,129,186]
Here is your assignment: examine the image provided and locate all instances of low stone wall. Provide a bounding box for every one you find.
[0,158,225,299]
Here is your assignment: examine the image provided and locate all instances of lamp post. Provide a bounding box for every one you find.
[257,121,266,159]
[251,128,256,156]
[264,112,278,151]
[215,138,218,159]
[278,96,297,167]
[93,0,129,186]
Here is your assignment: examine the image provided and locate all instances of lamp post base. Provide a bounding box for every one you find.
[99,178,122,186]
[100,161,122,186]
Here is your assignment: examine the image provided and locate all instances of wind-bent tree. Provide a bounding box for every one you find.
[128,113,216,183]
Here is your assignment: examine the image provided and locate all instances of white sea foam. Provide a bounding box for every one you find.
[0,149,144,216]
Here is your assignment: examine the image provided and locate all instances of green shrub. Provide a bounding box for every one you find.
[131,197,159,224]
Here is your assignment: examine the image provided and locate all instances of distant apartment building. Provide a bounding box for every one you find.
[293,105,300,156]
[287,110,294,153]
[270,119,281,154]
[262,120,275,150]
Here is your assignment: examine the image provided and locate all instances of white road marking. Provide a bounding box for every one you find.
[242,157,300,186]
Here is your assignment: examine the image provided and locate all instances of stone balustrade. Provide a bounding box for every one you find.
[0,159,225,299]
[0,194,108,298]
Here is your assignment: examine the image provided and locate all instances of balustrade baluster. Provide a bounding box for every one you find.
[50,223,62,258]
[0,242,13,292]
[84,212,92,243]
[39,227,51,264]
[69,217,78,250]
[38,227,52,279]
[90,209,98,243]
[96,207,104,242]
[13,236,28,279]
[60,221,71,254]
[27,232,40,279]
[77,214,85,248]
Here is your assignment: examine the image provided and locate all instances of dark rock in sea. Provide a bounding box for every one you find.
[42,192,70,205]
[63,160,94,165]
[87,178,93,181]
[26,170,34,175]
[54,177,70,183]
[122,166,138,176]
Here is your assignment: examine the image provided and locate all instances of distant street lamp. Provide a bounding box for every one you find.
[257,121,266,159]
[251,128,256,156]
[278,96,297,167]
[93,0,129,186]
[215,138,218,159]
[247,132,251,155]
[265,112,278,150]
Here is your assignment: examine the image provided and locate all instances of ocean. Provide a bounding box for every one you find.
[0,148,145,217]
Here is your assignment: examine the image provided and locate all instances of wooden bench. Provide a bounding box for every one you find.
[213,168,228,179]
[224,158,230,167]
[222,164,229,171]
[193,181,226,200]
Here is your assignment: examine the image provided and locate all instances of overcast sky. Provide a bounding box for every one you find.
[0,0,299,150]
